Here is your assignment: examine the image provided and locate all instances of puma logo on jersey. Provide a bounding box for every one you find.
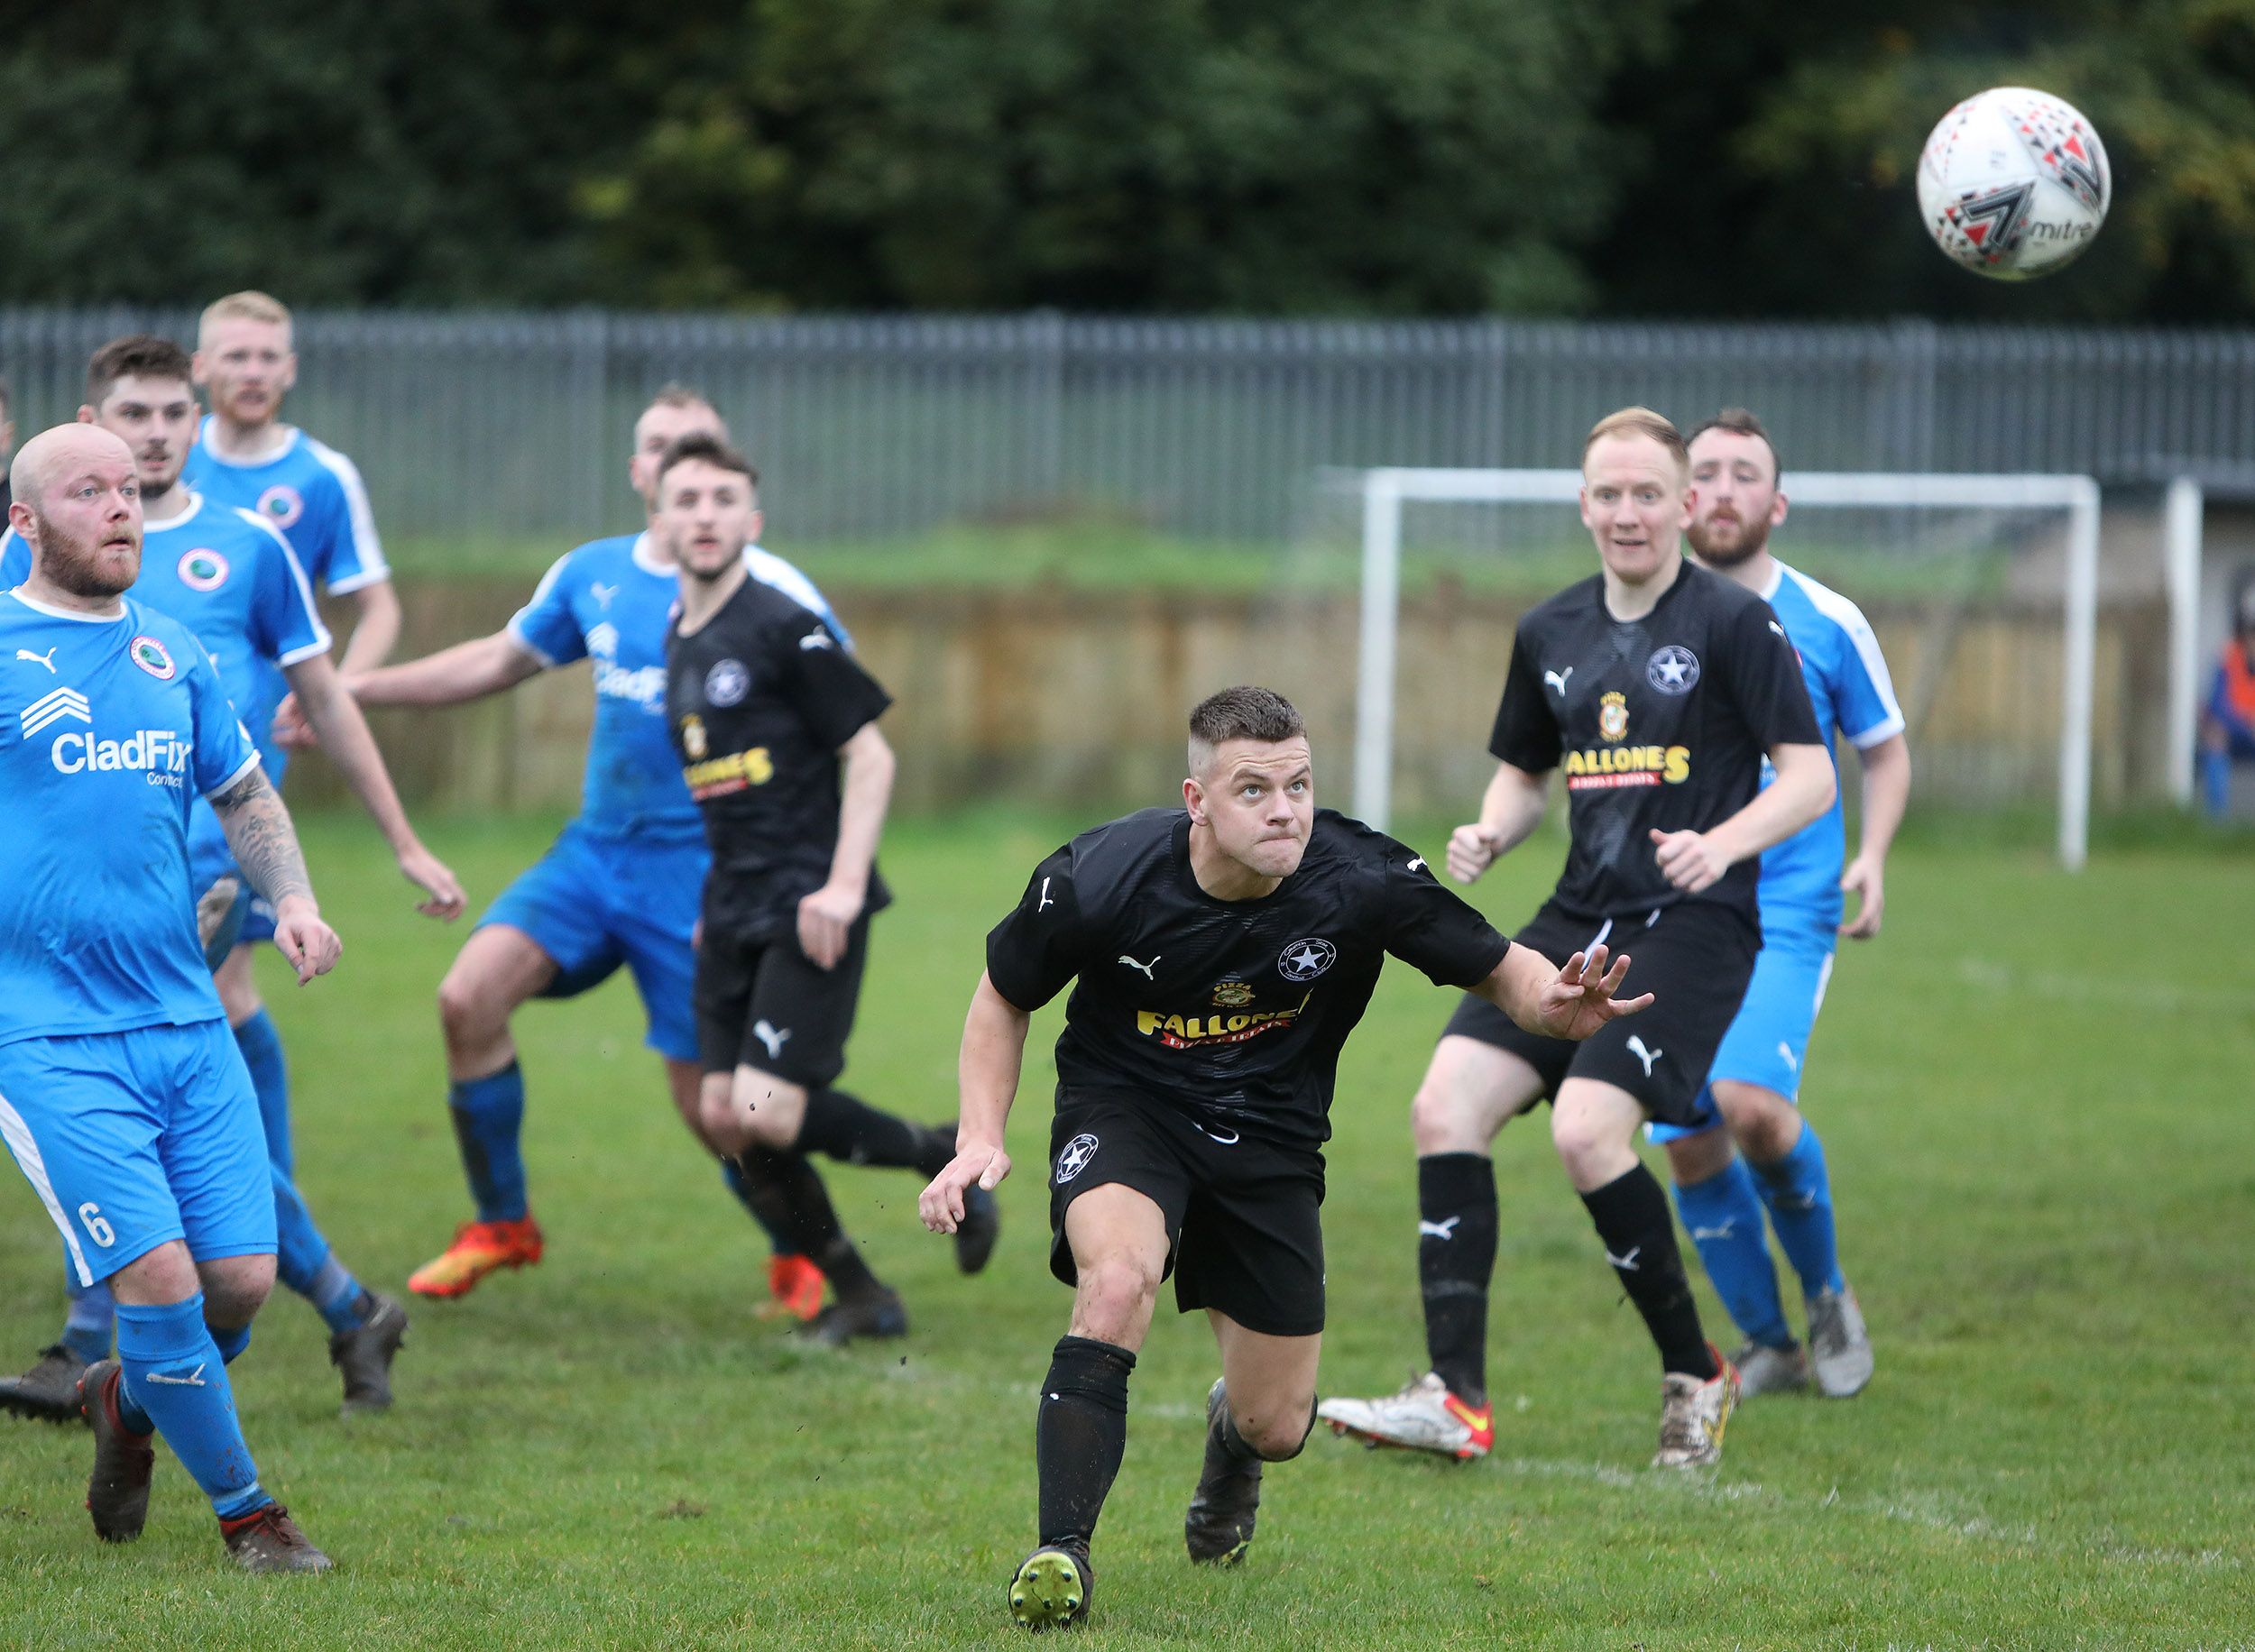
[1544,667,1573,694]
[590,582,618,610]
[1419,1216,1461,1241]
[14,647,57,673]
[1604,1246,1642,1272]
[1036,876,1054,912]
[1769,620,1788,640]
[1625,1035,1662,1077]
[799,629,834,651]
[1118,953,1159,979]
[752,1021,791,1060]
[1779,1042,1799,1074]
[1406,857,1426,874]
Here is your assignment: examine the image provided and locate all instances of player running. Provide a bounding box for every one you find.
[0,338,461,1424]
[1318,408,1835,1469]
[661,431,994,1345]
[327,388,861,1315]
[1,423,341,1570]
[1653,408,1909,1398]
[919,686,1651,1631]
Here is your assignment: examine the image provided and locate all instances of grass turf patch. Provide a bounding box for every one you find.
[1,811,2249,1646]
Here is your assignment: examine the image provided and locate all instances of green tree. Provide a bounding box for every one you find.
[1588,1,2255,320]
[573,0,1671,313]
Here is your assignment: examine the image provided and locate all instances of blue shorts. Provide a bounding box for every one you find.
[1649,917,1836,1143]
[0,1022,275,1285]
[477,821,706,1063]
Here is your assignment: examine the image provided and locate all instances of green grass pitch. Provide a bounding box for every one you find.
[2,810,2249,1647]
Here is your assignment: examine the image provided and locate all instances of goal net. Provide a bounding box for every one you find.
[1296,468,2101,867]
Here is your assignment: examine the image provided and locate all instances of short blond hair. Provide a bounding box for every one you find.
[1582,406,1688,473]
[198,291,292,346]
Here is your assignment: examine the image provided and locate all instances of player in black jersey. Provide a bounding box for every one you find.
[657,433,998,1345]
[918,686,1651,1631]
[1320,408,1836,1471]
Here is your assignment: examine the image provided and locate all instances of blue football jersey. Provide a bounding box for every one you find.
[1753,561,1906,926]
[2,494,331,890]
[0,592,260,1044]
[506,533,848,840]
[183,417,388,595]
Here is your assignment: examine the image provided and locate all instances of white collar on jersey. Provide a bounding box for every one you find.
[142,490,206,535]
[194,415,300,469]
[7,588,127,624]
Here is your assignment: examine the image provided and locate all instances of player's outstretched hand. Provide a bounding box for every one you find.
[399,844,467,921]
[1532,944,1652,1041]
[796,882,861,970]
[920,1142,1010,1234]
[1838,853,1885,939]
[1445,821,1502,885]
[272,897,343,986]
[1649,828,1729,894]
[268,692,319,751]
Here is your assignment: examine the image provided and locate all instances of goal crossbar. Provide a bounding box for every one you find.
[1349,467,2102,869]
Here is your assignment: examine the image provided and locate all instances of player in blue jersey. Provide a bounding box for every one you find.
[324,387,990,1316]
[0,339,464,1426]
[0,422,341,1570]
[1655,408,1911,1399]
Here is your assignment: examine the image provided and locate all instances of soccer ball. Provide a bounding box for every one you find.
[1917,87,2110,280]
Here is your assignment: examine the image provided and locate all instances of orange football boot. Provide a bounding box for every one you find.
[407,1216,545,1299]
[754,1253,826,1322]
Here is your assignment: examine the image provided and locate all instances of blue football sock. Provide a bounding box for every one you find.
[114,1295,270,1520]
[448,1062,529,1223]
[721,1156,796,1259]
[1673,1155,1793,1349]
[2200,748,2232,819]
[208,1322,252,1364]
[62,1270,116,1364]
[234,1008,294,1179]
[1753,1125,1847,1299]
[271,1163,366,1334]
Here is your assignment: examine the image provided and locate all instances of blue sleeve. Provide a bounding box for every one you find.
[303,445,389,593]
[186,633,260,796]
[506,555,587,667]
[1813,597,1905,748]
[0,530,28,588]
[244,515,332,669]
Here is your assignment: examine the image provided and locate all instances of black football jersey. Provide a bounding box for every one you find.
[665,574,893,937]
[1488,560,1820,925]
[985,808,1512,1147]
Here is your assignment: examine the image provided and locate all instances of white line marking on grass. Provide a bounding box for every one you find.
[1956,957,2250,1019]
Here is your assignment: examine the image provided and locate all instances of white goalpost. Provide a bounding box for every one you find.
[1348,467,2103,869]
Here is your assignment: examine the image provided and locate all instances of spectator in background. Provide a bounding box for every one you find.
[2197,572,2255,820]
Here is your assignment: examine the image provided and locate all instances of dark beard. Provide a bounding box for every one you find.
[1688,513,1771,568]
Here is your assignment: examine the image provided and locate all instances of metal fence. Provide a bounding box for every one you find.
[6,308,2255,546]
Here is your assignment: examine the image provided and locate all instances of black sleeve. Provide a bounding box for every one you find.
[984,846,1089,1012]
[776,611,893,750]
[1486,621,1562,773]
[1372,835,1513,988]
[1721,597,1823,749]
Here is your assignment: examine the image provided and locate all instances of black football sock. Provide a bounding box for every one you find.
[735,1149,885,1299]
[794,1088,952,1177]
[1579,1165,1718,1379]
[1035,1335,1137,1553]
[1418,1152,1498,1406]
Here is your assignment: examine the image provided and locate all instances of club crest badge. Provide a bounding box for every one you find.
[1054,1133,1100,1184]
[255,484,305,530]
[1278,938,1336,982]
[129,636,177,680]
[704,658,750,707]
[1598,691,1630,743]
[178,548,230,592]
[1647,646,1699,694]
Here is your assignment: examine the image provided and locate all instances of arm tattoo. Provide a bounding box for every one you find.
[211,766,316,909]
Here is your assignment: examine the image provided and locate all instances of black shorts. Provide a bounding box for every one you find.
[1440,897,1758,1127]
[1045,1088,1326,1338]
[695,913,870,1085]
